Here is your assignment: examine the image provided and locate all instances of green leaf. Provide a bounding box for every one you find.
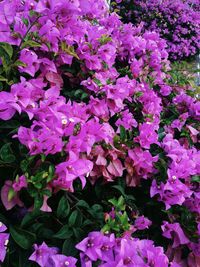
[191,175,200,183]
[21,210,45,227]
[0,81,3,90]
[29,10,39,17]
[62,238,77,257]
[33,195,43,209]
[53,225,73,239]
[42,189,52,197]
[0,75,7,81]
[0,143,16,163]
[81,92,89,101]
[120,125,126,141]
[20,160,29,172]
[37,227,54,239]
[74,89,83,97]
[119,211,129,225]
[13,60,27,67]
[22,18,29,27]
[68,210,79,227]
[93,78,102,87]
[82,219,93,227]
[108,198,118,206]
[57,196,70,218]
[72,228,85,240]
[8,188,16,201]
[0,42,13,58]
[76,200,90,209]
[47,165,55,183]
[98,34,112,45]
[0,46,10,73]
[112,185,125,196]
[21,40,41,49]
[10,226,36,249]
[117,196,125,210]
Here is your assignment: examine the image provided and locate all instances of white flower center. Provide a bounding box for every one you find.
[4,239,9,246]
[62,118,68,125]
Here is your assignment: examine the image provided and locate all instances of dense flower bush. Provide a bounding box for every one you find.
[112,0,200,60]
[0,0,199,266]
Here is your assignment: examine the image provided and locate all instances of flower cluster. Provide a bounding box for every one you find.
[0,0,199,266]
[0,0,170,194]
[76,231,169,267]
[113,0,200,60]
[29,231,170,267]
[29,242,77,267]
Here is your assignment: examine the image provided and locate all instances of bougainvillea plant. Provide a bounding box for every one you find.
[0,0,199,266]
[112,0,200,60]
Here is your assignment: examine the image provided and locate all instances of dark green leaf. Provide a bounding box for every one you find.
[53,225,73,239]
[0,143,16,163]
[76,200,90,209]
[68,210,79,227]
[10,226,36,249]
[191,175,200,183]
[57,196,70,218]
[21,210,45,227]
[120,125,126,141]
[62,238,77,257]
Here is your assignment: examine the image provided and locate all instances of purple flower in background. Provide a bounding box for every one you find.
[120,0,200,59]
[76,231,104,261]
[162,221,190,248]
[1,180,23,210]
[0,91,21,120]
[29,242,58,267]
[19,49,39,77]
[116,110,137,131]
[47,254,77,267]
[0,222,7,233]
[0,0,199,265]
[12,175,27,192]
[135,122,159,149]
[0,222,9,263]
[76,231,169,267]
[134,215,152,230]
[54,152,93,191]
[0,233,9,263]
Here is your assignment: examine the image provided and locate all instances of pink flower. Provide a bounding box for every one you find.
[12,175,27,192]
[162,222,190,248]
[107,159,124,177]
[135,122,159,149]
[40,195,52,213]
[29,242,58,267]
[47,255,77,267]
[1,180,23,210]
[19,49,39,77]
[0,91,21,120]
[54,152,93,191]
[128,147,158,179]
[0,221,9,263]
[17,122,64,155]
[134,216,152,230]
[116,110,137,131]
[0,233,9,263]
